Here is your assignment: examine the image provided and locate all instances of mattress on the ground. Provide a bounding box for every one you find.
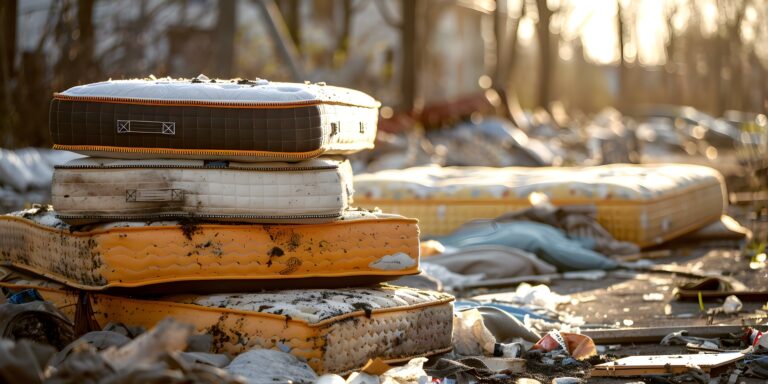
[0,272,453,374]
[52,157,354,224]
[49,78,378,161]
[0,208,420,291]
[354,164,726,247]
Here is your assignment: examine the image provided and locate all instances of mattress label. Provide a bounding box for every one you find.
[117,120,176,135]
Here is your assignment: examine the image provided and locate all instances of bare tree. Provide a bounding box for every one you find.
[215,0,236,77]
[535,0,554,111]
[494,0,525,90]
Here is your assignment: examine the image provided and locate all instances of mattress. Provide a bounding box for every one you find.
[49,78,379,161]
[52,156,354,224]
[0,271,454,374]
[0,208,420,291]
[354,164,726,247]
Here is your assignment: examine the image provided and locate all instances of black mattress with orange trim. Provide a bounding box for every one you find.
[49,77,379,161]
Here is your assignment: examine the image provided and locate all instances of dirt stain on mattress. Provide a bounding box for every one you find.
[351,302,373,318]
[178,219,202,240]
[278,257,302,275]
[263,226,302,251]
[266,247,284,267]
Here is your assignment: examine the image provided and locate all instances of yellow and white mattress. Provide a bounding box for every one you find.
[354,164,726,247]
[52,157,353,224]
[0,208,420,291]
[0,271,453,374]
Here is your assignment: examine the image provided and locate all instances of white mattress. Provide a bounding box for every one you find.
[59,77,380,107]
[52,156,354,224]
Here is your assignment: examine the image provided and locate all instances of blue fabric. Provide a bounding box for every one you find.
[433,221,618,271]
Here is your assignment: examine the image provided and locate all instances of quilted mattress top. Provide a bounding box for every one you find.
[0,265,452,326]
[354,163,725,202]
[168,285,453,324]
[56,77,380,108]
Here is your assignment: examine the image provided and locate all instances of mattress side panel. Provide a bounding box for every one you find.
[52,166,347,218]
[0,219,108,287]
[48,100,325,153]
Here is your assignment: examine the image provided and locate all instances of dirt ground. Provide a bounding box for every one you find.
[458,205,768,383]
[554,246,767,383]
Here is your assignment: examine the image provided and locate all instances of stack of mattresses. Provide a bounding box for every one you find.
[0,78,453,374]
[354,164,727,247]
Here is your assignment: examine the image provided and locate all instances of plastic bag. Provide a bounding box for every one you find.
[452,309,497,356]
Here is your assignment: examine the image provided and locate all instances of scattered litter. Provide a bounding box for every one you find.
[642,292,664,302]
[707,295,743,315]
[452,309,498,356]
[226,348,317,384]
[379,357,429,384]
[473,283,571,312]
[531,330,597,360]
[595,345,621,354]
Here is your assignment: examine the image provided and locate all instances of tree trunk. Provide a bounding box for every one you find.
[1,0,16,79]
[334,0,353,67]
[535,0,553,111]
[494,0,523,90]
[616,0,627,111]
[74,0,96,82]
[215,0,236,78]
[277,0,301,50]
[400,0,418,113]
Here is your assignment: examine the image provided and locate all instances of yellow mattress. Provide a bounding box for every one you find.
[0,272,453,374]
[354,164,726,247]
[0,208,420,291]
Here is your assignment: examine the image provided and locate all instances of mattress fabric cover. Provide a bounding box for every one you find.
[0,208,420,290]
[0,273,454,374]
[354,163,726,246]
[354,163,724,202]
[52,156,354,224]
[49,78,379,161]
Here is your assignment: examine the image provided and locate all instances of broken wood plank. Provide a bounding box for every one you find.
[592,352,744,377]
[582,325,766,344]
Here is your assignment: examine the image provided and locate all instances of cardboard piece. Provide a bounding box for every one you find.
[592,352,745,377]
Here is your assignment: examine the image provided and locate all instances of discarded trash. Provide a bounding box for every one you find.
[452,309,498,356]
[531,330,597,360]
[424,245,557,279]
[434,221,619,271]
[419,240,446,258]
[226,348,318,384]
[743,327,764,347]
[744,355,768,378]
[473,283,572,312]
[642,293,664,302]
[379,357,429,384]
[551,377,583,384]
[316,374,346,384]
[707,295,743,315]
[660,330,723,351]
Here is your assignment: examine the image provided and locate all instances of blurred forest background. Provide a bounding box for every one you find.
[1,0,767,148]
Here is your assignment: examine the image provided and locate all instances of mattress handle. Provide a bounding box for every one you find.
[126,188,185,202]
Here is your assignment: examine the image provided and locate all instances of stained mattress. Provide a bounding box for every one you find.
[354,164,726,247]
[0,270,454,374]
[52,156,354,224]
[0,208,420,291]
[49,78,379,161]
